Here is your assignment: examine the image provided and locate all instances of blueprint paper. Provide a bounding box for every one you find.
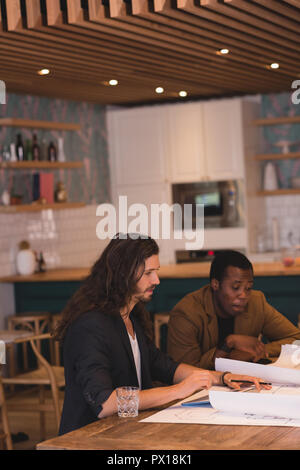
[215,345,300,386]
[140,386,300,427]
[209,385,300,420]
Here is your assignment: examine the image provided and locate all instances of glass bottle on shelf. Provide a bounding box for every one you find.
[2,145,11,162]
[48,141,57,162]
[25,139,33,161]
[16,133,25,161]
[32,134,40,161]
[10,143,17,162]
[57,137,66,162]
[40,139,47,161]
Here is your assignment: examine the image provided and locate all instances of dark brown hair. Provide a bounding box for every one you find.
[53,234,159,343]
[210,250,253,283]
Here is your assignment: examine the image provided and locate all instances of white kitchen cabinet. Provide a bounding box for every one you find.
[167,98,245,183]
[166,102,206,183]
[203,98,245,181]
[106,105,168,187]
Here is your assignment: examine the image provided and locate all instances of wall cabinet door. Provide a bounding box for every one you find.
[166,102,207,183]
[203,98,245,181]
[107,106,168,187]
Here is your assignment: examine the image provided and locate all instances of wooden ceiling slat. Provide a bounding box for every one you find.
[224,0,300,33]
[109,0,128,17]
[6,0,23,31]
[87,0,107,21]
[25,0,43,29]
[282,0,300,7]
[246,0,300,22]
[45,0,64,26]
[200,0,300,42]
[66,0,85,24]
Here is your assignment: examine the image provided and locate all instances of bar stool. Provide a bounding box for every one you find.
[7,312,51,375]
[0,377,13,450]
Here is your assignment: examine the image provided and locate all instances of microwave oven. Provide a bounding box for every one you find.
[172,180,240,229]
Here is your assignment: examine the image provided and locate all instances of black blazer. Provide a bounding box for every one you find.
[59,307,179,435]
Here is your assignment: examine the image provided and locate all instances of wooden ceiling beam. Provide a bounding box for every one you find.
[45,0,64,26]
[66,0,86,24]
[5,0,23,31]
[25,0,43,29]
[87,0,107,21]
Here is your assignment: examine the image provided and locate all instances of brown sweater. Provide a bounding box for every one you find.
[167,285,300,370]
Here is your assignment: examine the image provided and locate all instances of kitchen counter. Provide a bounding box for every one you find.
[1,261,300,283]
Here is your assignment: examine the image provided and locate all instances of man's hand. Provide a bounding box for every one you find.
[176,370,215,399]
[226,334,268,362]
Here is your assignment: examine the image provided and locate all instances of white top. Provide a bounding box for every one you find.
[128,331,142,389]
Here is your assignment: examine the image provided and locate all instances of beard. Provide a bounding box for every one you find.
[133,286,156,304]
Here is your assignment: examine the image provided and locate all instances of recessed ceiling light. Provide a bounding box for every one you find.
[179,91,187,97]
[219,48,229,55]
[38,69,50,76]
[270,63,280,69]
[155,87,164,94]
[109,79,118,86]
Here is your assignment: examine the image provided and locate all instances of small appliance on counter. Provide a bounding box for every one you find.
[172,179,243,230]
[175,248,246,263]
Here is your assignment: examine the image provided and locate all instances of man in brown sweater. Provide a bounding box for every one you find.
[167,250,300,370]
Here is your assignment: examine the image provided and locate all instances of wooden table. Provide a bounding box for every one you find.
[36,407,300,450]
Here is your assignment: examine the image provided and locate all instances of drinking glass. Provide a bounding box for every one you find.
[116,386,139,418]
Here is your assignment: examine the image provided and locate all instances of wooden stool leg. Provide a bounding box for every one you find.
[0,382,13,450]
[39,386,46,442]
[54,342,60,367]
[22,343,29,371]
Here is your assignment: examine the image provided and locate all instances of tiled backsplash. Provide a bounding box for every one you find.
[264,195,300,249]
[0,205,109,277]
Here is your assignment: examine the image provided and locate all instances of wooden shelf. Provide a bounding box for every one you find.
[0,202,86,213]
[0,161,83,169]
[255,152,300,161]
[253,116,300,126]
[258,189,300,196]
[0,118,81,131]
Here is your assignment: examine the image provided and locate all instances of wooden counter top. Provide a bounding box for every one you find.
[2,261,300,283]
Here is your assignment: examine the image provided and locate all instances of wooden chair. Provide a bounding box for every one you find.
[7,312,51,374]
[49,314,62,366]
[2,333,65,442]
[0,377,13,450]
[154,312,170,350]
